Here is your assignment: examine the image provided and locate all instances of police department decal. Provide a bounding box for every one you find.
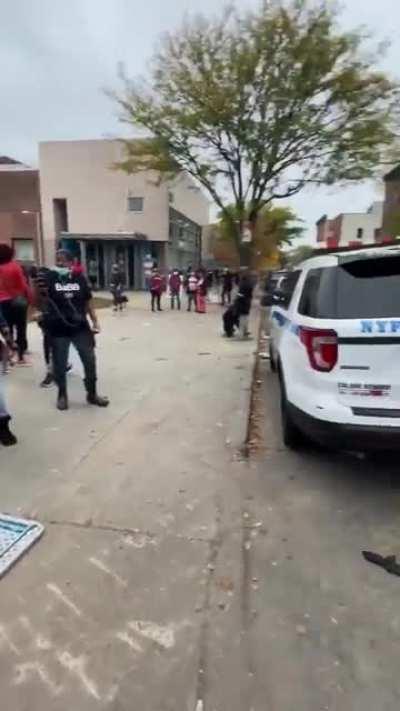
[361,320,400,333]
[338,383,391,397]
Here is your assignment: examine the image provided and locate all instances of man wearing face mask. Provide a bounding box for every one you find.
[39,249,109,411]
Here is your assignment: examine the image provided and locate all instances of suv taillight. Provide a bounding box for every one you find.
[299,327,338,372]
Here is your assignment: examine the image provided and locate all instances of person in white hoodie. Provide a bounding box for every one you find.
[186,271,198,312]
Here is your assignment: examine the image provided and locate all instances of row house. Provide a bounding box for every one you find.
[316,202,383,250]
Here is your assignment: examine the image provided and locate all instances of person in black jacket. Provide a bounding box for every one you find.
[37,250,109,412]
[221,269,233,305]
[236,269,254,338]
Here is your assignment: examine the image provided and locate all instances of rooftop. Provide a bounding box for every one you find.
[316,202,383,225]
[384,165,400,182]
[0,156,36,172]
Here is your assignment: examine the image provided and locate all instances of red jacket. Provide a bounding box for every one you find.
[169,273,181,293]
[150,274,163,294]
[0,261,32,303]
[72,261,84,277]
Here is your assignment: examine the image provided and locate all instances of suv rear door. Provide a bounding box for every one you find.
[270,271,301,357]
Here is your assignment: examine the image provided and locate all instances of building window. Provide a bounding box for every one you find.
[13,239,34,261]
[168,191,174,205]
[374,228,382,243]
[356,228,363,240]
[53,198,68,235]
[127,197,144,212]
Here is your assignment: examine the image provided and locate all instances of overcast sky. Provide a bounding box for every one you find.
[1,0,399,242]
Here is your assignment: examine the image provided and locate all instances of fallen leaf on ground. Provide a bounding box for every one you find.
[216,576,234,592]
[296,625,307,636]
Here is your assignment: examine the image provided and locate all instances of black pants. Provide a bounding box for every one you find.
[2,298,28,360]
[187,293,196,312]
[43,330,51,367]
[52,328,96,393]
[221,288,232,306]
[151,292,161,311]
[170,292,181,310]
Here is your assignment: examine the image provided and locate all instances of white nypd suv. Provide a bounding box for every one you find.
[268,246,400,451]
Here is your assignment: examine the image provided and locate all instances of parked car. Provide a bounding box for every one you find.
[266,245,400,451]
[261,270,290,306]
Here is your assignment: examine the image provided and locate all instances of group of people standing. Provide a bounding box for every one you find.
[0,244,33,445]
[148,265,253,338]
[0,245,254,448]
[0,244,109,447]
[149,267,208,313]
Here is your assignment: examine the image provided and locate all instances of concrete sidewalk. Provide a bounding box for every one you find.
[1,294,256,710]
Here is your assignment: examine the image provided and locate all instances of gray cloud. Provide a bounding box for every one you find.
[1,0,398,241]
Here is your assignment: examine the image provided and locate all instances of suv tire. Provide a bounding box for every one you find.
[279,374,304,450]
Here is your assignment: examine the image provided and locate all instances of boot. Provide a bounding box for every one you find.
[85,380,109,407]
[40,371,54,388]
[0,416,17,446]
[57,386,69,411]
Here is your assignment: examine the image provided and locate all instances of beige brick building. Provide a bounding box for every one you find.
[39,140,209,288]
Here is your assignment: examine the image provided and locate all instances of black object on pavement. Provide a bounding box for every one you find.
[362,550,400,577]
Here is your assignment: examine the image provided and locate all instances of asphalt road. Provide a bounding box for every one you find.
[241,357,400,711]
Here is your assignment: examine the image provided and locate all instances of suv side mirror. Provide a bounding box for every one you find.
[262,290,288,307]
[262,291,275,307]
[274,290,289,306]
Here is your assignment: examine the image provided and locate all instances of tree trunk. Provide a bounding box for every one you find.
[237,217,257,267]
[238,241,251,267]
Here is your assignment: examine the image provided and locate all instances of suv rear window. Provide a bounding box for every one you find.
[298,256,400,319]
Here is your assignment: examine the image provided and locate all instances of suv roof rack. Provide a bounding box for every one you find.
[312,241,398,257]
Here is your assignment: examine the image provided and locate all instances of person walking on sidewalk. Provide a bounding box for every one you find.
[150,268,163,312]
[221,268,233,306]
[186,270,198,312]
[38,250,109,412]
[0,306,17,445]
[110,263,126,312]
[0,243,32,366]
[169,269,181,310]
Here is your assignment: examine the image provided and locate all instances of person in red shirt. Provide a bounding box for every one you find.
[0,243,32,365]
[71,257,84,277]
[150,268,163,312]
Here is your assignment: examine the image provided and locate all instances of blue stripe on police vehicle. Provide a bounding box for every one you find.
[271,310,289,327]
